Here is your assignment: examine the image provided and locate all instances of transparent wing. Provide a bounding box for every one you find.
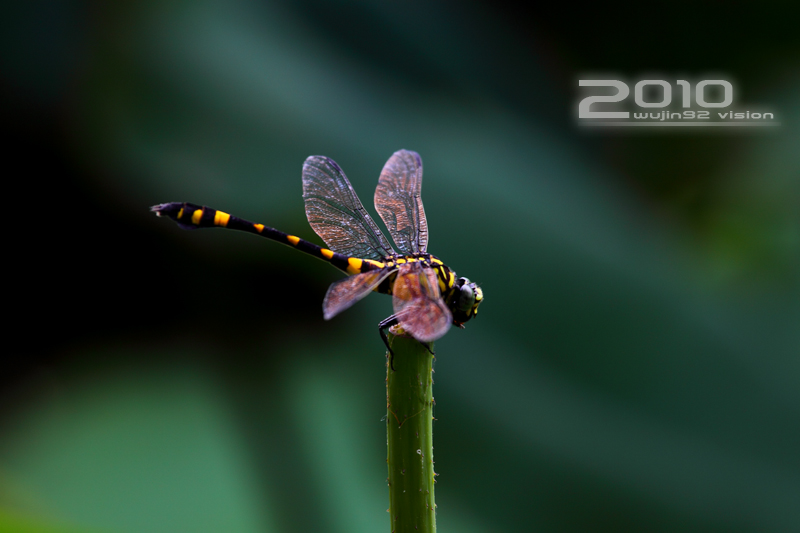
[392,262,451,342]
[303,156,396,261]
[374,150,428,254]
[323,269,393,320]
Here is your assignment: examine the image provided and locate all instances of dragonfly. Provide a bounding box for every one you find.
[151,150,483,357]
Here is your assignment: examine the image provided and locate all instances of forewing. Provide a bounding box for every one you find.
[374,150,428,254]
[392,263,451,342]
[303,156,396,261]
[323,269,393,320]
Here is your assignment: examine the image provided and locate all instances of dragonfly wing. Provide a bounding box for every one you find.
[303,156,396,261]
[392,262,451,342]
[374,150,428,254]
[323,269,393,320]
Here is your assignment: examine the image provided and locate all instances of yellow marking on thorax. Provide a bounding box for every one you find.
[214,211,230,227]
[437,268,454,294]
[254,224,264,233]
[396,258,407,264]
[346,257,363,274]
[431,257,443,265]
[321,248,334,259]
[287,235,300,246]
[191,209,203,225]
[366,259,385,269]
[177,207,184,219]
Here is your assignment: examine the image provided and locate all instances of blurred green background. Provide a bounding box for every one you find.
[3,2,799,532]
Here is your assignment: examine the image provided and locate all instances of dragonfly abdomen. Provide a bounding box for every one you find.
[151,202,384,276]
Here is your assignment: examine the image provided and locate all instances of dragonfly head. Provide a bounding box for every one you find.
[450,277,483,326]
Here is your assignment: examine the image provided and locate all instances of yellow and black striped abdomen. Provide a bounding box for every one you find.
[151,202,385,276]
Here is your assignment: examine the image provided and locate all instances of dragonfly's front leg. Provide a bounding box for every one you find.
[379,314,400,370]
[379,314,434,371]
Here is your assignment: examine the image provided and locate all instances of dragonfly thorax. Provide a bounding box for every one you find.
[374,253,444,294]
[377,253,482,327]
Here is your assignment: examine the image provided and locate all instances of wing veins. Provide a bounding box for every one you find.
[303,156,396,261]
[391,262,451,342]
[374,150,429,255]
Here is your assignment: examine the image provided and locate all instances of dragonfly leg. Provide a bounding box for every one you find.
[379,314,399,370]
[379,314,436,370]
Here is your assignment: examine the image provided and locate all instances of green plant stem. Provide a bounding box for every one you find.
[386,333,436,533]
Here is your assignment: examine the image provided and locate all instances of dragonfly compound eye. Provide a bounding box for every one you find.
[456,283,475,312]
